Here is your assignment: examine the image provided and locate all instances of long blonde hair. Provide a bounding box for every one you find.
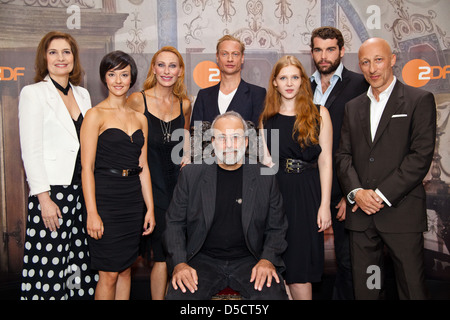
[260,55,320,149]
[143,46,188,101]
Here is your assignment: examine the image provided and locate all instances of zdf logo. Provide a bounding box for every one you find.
[0,66,25,81]
[402,59,450,88]
[193,61,221,89]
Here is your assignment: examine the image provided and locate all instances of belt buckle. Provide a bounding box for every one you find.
[285,159,293,173]
[122,169,129,177]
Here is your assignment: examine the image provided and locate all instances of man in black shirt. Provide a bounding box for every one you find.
[201,165,251,260]
[164,111,288,300]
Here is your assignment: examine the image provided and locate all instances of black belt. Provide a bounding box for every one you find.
[280,158,317,174]
[96,167,142,177]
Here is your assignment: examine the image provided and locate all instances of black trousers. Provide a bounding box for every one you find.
[166,253,288,300]
[330,197,354,300]
[349,221,428,300]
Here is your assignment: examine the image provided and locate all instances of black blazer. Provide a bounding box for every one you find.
[336,80,436,233]
[310,67,369,201]
[163,161,288,273]
[191,79,266,126]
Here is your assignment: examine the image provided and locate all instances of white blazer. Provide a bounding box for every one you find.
[19,75,91,196]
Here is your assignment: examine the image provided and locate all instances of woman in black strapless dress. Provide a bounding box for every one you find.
[81,51,155,300]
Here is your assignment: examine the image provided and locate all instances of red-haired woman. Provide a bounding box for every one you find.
[260,55,333,300]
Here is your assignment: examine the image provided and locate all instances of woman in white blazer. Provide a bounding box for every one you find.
[18,31,97,300]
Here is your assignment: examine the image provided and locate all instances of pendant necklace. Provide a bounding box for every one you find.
[154,89,175,143]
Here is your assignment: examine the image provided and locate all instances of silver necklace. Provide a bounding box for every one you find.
[154,89,174,143]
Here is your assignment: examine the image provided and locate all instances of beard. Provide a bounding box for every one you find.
[215,147,246,165]
[314,56,341,75]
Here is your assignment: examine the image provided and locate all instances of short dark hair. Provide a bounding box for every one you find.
[99,50,138,88]
[310,27,345,51]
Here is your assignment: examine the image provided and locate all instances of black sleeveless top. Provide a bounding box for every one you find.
[141,91,185,210]
[71,113,83,185]
[264,105,322,163]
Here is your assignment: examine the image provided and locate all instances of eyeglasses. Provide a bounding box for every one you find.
[214,134,245,144]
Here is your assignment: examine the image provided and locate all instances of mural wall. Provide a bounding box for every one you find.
[0,0,449,283]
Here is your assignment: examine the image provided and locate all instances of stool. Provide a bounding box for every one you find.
[212,287,242,300]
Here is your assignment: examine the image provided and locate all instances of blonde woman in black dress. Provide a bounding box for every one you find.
[127,46,191,300]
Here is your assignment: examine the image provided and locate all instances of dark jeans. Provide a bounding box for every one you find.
[166,253,288,300]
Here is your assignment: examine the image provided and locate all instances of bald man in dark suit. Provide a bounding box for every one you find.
[336,38,436,299]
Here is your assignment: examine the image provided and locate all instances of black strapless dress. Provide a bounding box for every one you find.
[89,128,145,272]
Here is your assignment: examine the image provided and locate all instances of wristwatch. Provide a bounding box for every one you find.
[348,189,361,202]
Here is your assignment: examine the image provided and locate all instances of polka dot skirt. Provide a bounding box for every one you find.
[21,185,98,300]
